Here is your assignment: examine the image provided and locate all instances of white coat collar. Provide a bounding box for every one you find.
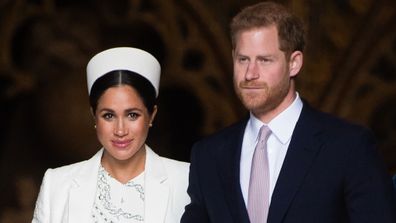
[68,146,170,223]
[68,149,102,223]
[144,145,170,223]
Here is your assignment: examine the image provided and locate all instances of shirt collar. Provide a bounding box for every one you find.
[248,93,303,144]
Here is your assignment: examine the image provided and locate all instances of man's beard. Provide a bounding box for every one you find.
[234,76,290,116]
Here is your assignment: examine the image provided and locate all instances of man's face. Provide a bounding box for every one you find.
[233,25,298,121]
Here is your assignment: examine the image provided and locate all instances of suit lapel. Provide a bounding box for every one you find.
[144,146,169,223]
[68,149,103,223]
[268,103,324,223]
[215,120,251,223]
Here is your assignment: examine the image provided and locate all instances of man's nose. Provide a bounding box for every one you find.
[245,61,259,80]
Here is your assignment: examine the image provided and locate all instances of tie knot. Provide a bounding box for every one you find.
[258,125,271,144]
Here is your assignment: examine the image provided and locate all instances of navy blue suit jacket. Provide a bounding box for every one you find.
[181,102,396,223]
[393,175,396,197]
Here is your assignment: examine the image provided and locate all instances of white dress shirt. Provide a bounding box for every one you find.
[240,93,303,205]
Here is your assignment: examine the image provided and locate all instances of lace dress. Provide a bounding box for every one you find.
[92,165,145,223]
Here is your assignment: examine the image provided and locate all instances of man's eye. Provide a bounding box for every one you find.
[238,57,248,63]
[258,58,271,63]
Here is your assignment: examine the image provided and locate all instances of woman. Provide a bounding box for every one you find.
[32,47,190,223]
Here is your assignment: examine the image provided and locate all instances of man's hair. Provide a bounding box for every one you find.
[230,1,305,57]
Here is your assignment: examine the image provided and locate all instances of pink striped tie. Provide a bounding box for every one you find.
[248,125,271,223]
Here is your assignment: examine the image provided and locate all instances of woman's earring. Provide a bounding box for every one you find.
[149,123,153,127]
[94,125,97,129]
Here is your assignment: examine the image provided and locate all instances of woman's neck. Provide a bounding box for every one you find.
[101,147,146,184]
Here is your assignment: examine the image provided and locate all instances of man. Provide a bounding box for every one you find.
[181,2,396,223]
[394,174,396,196]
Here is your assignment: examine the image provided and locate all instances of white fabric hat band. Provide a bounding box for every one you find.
[86,47,161,96]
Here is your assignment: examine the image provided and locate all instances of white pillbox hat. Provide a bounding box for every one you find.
[86,47,161,96]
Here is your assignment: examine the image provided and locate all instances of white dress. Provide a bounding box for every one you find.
[92,166,145,223]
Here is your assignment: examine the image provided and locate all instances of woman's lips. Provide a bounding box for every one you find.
[111,139,132,149]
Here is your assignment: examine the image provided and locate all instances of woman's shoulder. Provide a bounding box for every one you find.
[46,159,90,176]
[156,155,189,181]
[157,157,189,190]
[146,146,189,171]
[44,150,102,179]
[159,156,189,170]
[40,161,90,189]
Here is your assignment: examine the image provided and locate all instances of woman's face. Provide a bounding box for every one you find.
[94,85,156,162]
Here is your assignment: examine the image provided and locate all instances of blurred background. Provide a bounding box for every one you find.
[0,0,395,222]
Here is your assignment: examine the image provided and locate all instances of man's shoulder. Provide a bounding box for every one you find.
[199,119,247,142]
[300,101,373,137]
[190,118,248,155]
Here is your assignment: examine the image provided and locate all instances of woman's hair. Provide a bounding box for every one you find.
[89,70,157,115]
[230,1,305,58]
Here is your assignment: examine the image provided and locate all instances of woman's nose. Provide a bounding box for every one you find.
[114,119,128,137]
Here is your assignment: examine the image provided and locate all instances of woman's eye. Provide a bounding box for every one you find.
[102,113,114,120]
[128,112,140,120]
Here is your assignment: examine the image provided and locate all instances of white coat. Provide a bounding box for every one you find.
[32,146,190,223]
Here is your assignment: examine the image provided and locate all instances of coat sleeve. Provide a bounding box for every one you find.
[180,142,210,223]
[32,169,52,223]
[344,129,396,223]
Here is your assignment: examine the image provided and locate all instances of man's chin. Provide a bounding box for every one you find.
[241,99,265,112]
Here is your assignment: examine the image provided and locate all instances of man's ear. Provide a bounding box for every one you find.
[289,51,303,78]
